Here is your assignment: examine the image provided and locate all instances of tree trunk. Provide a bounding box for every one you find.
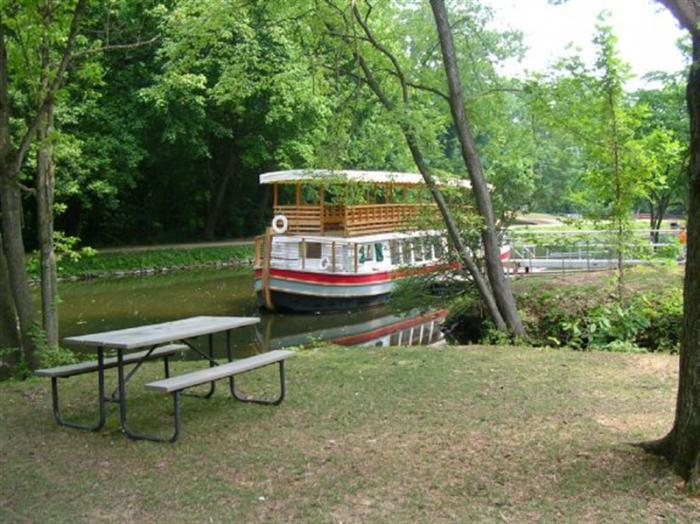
[36,102,59,349]
[650,201,659,244]
[355,55,507,332]
[664,30,700,483]
[0,176,38,368]
[0,231,19,378]
[642,10,700,483]
[430,0,523,336]
[204,143,236,240]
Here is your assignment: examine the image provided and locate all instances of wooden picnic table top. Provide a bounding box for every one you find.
[63,316,260,350]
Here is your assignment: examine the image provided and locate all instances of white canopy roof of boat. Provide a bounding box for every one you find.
[259,169,472,189]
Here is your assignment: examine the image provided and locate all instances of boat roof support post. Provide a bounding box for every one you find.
[320,185,325,234]
[295,183,301,206]
[273,183,278,208]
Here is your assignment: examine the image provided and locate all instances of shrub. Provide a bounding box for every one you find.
[510,275,682,353]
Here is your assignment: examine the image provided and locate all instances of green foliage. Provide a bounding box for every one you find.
[0,348,30,381]
[28,244,253,279]
[1,326,79,381]
[26,232,96,277]
[518,280,682,353]
[31,325,78,369]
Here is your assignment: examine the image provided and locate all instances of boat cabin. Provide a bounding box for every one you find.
[261,169,470,237]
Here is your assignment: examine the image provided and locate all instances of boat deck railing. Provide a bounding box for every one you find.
[273,203,434,236]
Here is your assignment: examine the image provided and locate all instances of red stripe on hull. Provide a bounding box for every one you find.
[254,264,454,286]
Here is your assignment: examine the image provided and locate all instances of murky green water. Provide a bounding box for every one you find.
[56,268,423,358]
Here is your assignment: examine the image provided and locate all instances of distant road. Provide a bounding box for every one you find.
[98,238,254,254]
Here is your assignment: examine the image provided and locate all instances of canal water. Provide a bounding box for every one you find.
[57,268,448,358]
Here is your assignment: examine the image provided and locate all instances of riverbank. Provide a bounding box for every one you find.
[1,345,696,521]
[32,244,254,282]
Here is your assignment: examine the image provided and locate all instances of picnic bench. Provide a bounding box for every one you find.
[35,316,295,443]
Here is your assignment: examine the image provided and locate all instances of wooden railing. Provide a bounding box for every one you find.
[273,203,433,236]
[274,205,322,234]
[343,204,430,236]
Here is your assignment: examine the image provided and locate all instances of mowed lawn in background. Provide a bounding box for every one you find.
[1,345,698,522]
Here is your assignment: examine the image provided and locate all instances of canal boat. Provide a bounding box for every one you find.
[254,169,510,312]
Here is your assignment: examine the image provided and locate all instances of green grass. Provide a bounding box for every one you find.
[512,265,684,297]
[1,345,698,522]
[33,245,254,280]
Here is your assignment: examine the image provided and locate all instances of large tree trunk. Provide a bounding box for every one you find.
[429,0,523,336]
[665,30,700,483]
[643,3,700,483]
[0,176,38,368]
[0,11,38,369]
[0,232,19,378]
[0,28,36,365]
[204,143,236,240]
[36,3,59,349]
[36,103,59,349]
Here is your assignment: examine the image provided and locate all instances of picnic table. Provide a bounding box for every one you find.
[37,316,294,443]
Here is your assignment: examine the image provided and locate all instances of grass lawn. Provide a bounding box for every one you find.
[513,265,685,296]
[1,345,698,522]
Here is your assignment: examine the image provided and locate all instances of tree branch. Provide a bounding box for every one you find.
[352,3,409,104]
[12,0,87,179]
[69,34,160,59]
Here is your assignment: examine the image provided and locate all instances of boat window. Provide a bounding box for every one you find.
[412,239,424,262]
[433,237,445,259]
[359,244,373,263]
[390,240,401,265]
[403,240,413,263]
[306,242,322,259]
[425,238,435,260]
[374,243,384,262]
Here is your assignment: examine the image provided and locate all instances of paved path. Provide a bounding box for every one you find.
[98,238,254,254]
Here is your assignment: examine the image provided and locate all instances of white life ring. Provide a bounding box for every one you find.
[271,214,288,234]
[319,256,331,270]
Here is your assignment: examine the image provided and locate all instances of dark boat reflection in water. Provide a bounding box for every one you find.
[264,309,448,350]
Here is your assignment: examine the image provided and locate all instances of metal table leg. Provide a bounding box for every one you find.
[229,360,287,406]
[50,346,107,431]
[117,348,179,443]
[182,335,216,399]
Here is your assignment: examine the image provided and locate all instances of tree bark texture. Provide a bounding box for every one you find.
[0,232,19,377]
[36,2,59,349]
[0,21,38,367]
[667,30,700,483]
[645,0,700,483]
[0,176,38,367]
[36,103,59,349]
[429,0,523,336]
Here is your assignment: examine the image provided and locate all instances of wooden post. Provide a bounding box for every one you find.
[262,227,274,311]
[273,183,278,208]
[320,185,325,235]
[254,236,262,267]
[301,239,306,270]
[295,183,301,206]
[354,243,359,273]
[331,241,336,272]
